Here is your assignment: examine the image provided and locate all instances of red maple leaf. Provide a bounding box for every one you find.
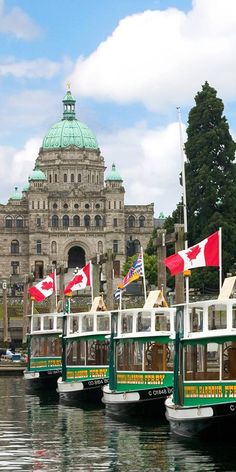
[41,281,53,291]
[75,274,83,284]
[186,245,201,261]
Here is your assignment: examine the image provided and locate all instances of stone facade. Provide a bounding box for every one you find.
[0,91,154,282]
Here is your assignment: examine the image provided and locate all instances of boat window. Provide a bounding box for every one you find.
[136,311,151,332]
[97,314,110,331]
[145,342,173,371]
[155,312,170,332]
[184,343,220,381]
[116,340,142,371]
[208,304,227,330]
[66,340,85,366]
[189,307,203,332]
[86,339,109,366]
[68,316,78,334]
[32,316,41,331]
[82,315,94,332]
[121,312,133,333]
[222,341,236,380]
[232,306,236,328]
[43,316,54,330]
[31,335,60,357]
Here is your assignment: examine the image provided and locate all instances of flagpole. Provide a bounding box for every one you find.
[54,268,58,311]
[119,289,122,310]
[177,107,189,304]
[90,261,94,304]
[141,247,147,302]
[219,227,222,290]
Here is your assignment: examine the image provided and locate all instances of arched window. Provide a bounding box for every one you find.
[5,216,12,228]
[134,239,141,254]
[78,174,81,183]
[64,174,67,183]
[95,215,102,227]
[139,216,145,227]
[53,202,57,209]
[71,174,74,182]
[11,240,19,254]
[36,240,41,254]
[51,241,57,254]
[16,216,23,228]
[63,215,69,227]
[98,241,103,253]
[73,215,80,227]
[84,215,90,227]
[128,215,135,228]
[55,174,57,183]
[52,215,59,227]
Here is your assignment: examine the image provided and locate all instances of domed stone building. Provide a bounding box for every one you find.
[0,89,154,282]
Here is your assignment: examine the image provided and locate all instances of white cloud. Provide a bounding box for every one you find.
[69,0,236,111]
[0,0,41,40]
[98,121,186,216]
[0,138,41,203]
[0,58,61,79]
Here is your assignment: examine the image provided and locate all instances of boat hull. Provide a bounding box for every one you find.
[165,397,236,438]
[24,369,61,392]
[57,376,109,405]
[103,385,173,418]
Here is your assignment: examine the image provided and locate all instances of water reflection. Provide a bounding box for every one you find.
[0,377,235,471]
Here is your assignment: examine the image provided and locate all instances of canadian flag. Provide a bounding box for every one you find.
[163,231,220,276]
[64,262,91,295]
[28,272,55,302]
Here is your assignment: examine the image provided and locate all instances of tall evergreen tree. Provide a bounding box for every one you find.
[185,81,236,289]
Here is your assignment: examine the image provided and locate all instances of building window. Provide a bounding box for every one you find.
[73,215,80,227]
[11,240,19,254]
[37,201,40,210]
[53,203,57,209]
[95,203,100,209]
[52,215,59,227]
[98,241,103,253]
[113,218,118,227]
[36,217,41,227]
[64,174,67,183]
[36,240,42,254]
[74,203,79,209]
[16,216,23,228]
[139,216,145,227]
[95,215,102,227]
[85,203,90,209]
[71,174,74,182]
[55,174,58,183]
[5,217,12,228]
[113,240,118,254]
[11,261,19,275]
[63,215,69,227]
[108,201,111,210]
[49,175,52,183]
[32,201,34,210]
[78,174,81,183]
[120,201,122,209]
[128,215,135,228]
[97,175,99,184]
[114,201,116,209]
[43,201,46,210]
[64,203,68,209]
[84,215,90,227]
[51,241,57,254]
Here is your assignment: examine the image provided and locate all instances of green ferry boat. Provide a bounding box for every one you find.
[102,305,175,418]
[24,311,63,390]
[165,297,236,437]
[57,308,111,403]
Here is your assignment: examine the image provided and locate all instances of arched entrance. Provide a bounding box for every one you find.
[68,246,85,268]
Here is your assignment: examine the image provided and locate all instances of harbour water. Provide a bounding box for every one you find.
[0,376,235,471]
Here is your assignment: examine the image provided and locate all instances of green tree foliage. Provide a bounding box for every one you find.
[145,228,157,255]
[122,253,157,286]
[184,81,236,289]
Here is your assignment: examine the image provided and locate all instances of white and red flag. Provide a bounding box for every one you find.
[163,231,220,276]
[64,262,91,295]
[28,272,55,302]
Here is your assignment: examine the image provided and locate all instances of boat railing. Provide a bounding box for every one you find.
[30,312,64,334]
[114,307,175,338]
[184,298,236,339]
[65,310,111,337]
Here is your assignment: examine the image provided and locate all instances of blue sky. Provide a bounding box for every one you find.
[1,0,236,216]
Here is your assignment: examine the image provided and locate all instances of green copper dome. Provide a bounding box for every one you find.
[29,168,47,181]
[105,163,123,181]
[42,89,99,150]
[10,187,22,200]
[22,183,30,192]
